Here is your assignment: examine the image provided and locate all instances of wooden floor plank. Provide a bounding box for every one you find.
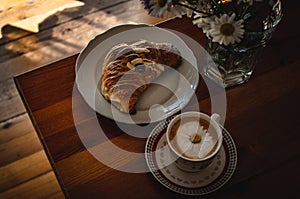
[0,0,129,45]
[0,12,127,80]
[0,78,18,102]
[0,94,25,123]
[0,0,86,38]
[45,191,65,199]
[0,2,130,63]
[0,129,42,167]
[0,78,26,123]
[0,113,34,144]
[0,150,52,192]
[0,171,63,199]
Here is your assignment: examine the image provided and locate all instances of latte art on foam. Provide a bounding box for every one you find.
[174,120,218,159]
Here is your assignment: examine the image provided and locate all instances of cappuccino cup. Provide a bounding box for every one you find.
[166,111,223,172]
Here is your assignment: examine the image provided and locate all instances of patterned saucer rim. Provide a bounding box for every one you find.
[145,116,237,195]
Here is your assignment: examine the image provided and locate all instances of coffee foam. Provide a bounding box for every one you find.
[170,117,218,159]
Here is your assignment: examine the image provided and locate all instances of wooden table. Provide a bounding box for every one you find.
[14,1,300,198]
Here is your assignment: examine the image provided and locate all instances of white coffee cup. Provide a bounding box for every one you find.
[166,111,223,172]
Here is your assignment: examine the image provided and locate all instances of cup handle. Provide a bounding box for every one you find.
[211,113,221,123]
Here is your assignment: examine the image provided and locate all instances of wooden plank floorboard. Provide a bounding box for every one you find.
[0,150,52,192]
[0,92,25,123]
[0,78,26,122]
[0,78,18,102]
[0,0,129,45]
[0,114,62,196]
[0,12,127,80]
[0,171,64,199]
[0,114,34,144]
[0,0,129,60]
[0,129,42,167]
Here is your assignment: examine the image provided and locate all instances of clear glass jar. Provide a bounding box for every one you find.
[204,0,283,88]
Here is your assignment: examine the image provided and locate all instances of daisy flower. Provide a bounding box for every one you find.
[140,0,187,18]
[192,15,214,37]
[209,13,245,46]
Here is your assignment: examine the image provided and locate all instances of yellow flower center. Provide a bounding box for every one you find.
[157,0,167,7]
[220,23,235,36]
[190,133,202,143]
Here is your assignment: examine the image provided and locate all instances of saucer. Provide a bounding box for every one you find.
[145,117,237,195]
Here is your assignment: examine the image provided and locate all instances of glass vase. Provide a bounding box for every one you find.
[204,0,283,88]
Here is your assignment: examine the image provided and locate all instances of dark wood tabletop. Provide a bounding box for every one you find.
[14,1,300,198]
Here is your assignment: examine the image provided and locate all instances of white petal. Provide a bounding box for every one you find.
[229,13,236,23]
[220,14,227,23]
[222,38,228,46]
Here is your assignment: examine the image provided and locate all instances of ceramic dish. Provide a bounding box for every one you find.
[75,24,199,124]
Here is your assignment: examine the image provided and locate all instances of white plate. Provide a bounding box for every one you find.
[75,24,199,124]
[145,116,237,195]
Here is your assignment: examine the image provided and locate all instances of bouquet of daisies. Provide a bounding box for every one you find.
[140,0,268,46]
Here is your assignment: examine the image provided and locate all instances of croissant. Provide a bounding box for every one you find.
[100,40,182,113]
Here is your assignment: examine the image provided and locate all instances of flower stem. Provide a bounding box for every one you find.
[212,0,221,8]
[240,4,250,18]
[211,0,223,16]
